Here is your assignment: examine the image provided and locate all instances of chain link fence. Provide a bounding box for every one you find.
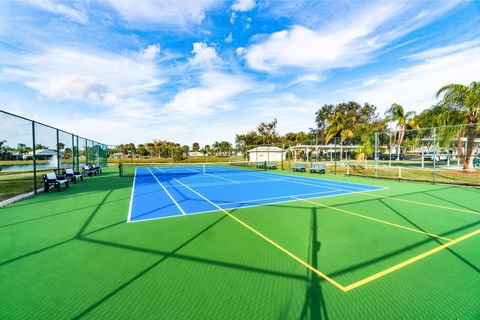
[343,124,480,186]
[0,110,108,201]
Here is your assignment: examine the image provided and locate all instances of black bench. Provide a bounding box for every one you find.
[43,172,69,192]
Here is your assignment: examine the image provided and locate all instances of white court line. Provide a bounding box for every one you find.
[251,171,382,191]
[164,177,286,189]
[216,189,342,206]
[173,178,227,212]
[128,186,383,223]
[204,172,239,183]
[148,168,186,215]
[247,172,342,191]
[127,168,138,223]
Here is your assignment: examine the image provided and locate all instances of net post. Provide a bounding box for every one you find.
[398,167,401,180]
[119,163,123,177]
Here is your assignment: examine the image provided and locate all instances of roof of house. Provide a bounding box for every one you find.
[27,149,57,156]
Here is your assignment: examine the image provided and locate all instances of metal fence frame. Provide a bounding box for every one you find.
[0,109,108,194]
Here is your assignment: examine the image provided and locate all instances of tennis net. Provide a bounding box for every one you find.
[118,161,269,177]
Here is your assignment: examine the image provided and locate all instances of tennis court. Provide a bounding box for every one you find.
[128,163,383,222]
[1,166,479,319]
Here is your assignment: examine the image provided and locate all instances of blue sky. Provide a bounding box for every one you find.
[1,0,479,145]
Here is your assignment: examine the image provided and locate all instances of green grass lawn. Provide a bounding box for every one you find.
[0,168,479,319]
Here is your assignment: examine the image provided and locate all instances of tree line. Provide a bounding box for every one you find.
[111,140,235,161]
[109,81,478,169]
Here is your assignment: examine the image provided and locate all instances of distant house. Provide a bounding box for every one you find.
[26,149,57,160]
[109,152,125,159]
[247,146,285,162]
[8,151,23,160]
[188,151,204,157]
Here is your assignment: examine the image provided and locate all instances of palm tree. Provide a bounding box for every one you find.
[384,103,417,160]
[436,81,480,169]
[354,124,374,162]
[325,113,353,161]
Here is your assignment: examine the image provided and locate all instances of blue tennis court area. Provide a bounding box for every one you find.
[128,166,384,222]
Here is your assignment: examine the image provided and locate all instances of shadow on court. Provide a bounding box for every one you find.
[300,207,329,320]
[1,171,479,319]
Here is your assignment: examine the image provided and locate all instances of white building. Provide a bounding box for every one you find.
[247,146,285,162]
[188,151,204,157]
[26,149,58,160]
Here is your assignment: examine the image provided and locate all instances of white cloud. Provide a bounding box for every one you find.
[245,24,370,72]
[24,0,88,23]
[244,2,462,73]
[137,44,161,61]
[231,0,256,12]
[230,12,237,24]
[404,39,480,60]
[164,72,252,115]
[225,32,233,43]
[105,0,220,27]
[236,47,245,55]
[346,45,480,113]
[286,74,324,88]
[1,46,164,109]
[248,93,317,134]
[189,42,220,66]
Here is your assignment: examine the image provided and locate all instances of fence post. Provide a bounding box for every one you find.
[56,129,60,172]
[32,121,37,194]
[281,144,284,170]
[389,132,392,166]
[374,132,378,178]
[334,137,337,175]
[288,145,291,170]
[71,134,75,170]
[433,127,437,184]
[76,136,79,171]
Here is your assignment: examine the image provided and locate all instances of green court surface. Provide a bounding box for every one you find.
[0,168,479,319]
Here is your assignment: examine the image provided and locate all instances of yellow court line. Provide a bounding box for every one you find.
[172,178,347,292]
[295,197,452,241]
[222,209,346,291]
[362,193,479,216]
[343,228,480,291]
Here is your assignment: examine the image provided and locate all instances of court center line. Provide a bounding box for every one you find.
[165,178,281,189]
[217,189,342,206]
[361,193,479,216]
[343,228,480,291]
[294,197,452,241]
[148,168,186,215]
[172,177,346,292]
[250,171,375,191]
[247,173,342,191]
[204,173,240,183]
